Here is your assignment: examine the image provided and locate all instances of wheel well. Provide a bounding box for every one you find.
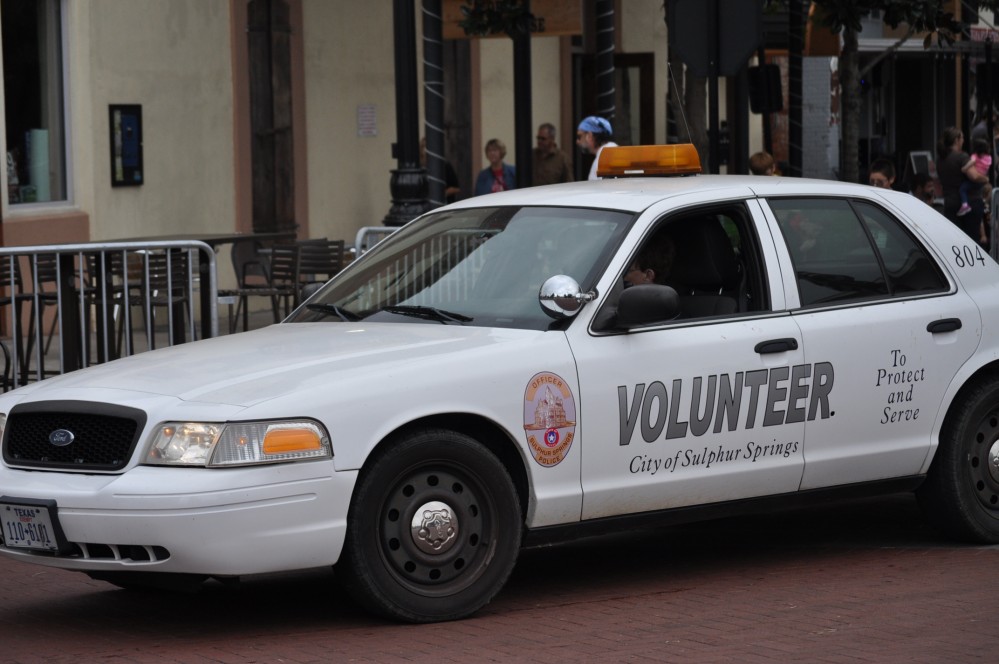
[367,414,530,520]
[942,362,999,435]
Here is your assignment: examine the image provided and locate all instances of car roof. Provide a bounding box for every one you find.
[443,175,887,214]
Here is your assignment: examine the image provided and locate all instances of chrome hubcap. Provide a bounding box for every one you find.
[410,500,459,554]
[989,440,999,485]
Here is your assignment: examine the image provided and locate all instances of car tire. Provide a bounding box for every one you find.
[340,428,522,622]
[917,377,999,543]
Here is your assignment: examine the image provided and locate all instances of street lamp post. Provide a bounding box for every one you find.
[423,0,447,207]
[384,0,430,226]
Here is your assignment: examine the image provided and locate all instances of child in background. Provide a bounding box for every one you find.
[749,151,776,176]
[958,138,992,216]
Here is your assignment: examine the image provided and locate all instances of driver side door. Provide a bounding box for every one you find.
[572,200,814,520]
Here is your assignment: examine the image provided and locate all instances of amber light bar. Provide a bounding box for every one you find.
[596,144,702,177]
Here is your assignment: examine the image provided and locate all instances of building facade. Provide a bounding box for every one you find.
[1,0,993,257]
[0,0,675,253]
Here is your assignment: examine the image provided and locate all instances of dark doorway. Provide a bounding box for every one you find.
[443,39,473,201]
[893,56,948,190]
[247,0,295,233]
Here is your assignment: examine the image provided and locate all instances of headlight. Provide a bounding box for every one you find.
[145,423,223,465]
[145,420,330,467]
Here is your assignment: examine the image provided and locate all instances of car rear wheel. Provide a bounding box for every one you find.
[340,429,522,622]
[918,377,999,543]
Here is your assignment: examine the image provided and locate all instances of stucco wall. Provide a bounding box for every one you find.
[0,0,235,245]
[478,38,514,172]
[0,1,768,251]
[302,2,565,243]
[81,0,233,239]
[301,1,398,243]
[619,0,668,145]
[477,36,561,173]
[83,0,236,240]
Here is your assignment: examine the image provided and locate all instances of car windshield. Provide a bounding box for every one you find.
[288,206,634,330]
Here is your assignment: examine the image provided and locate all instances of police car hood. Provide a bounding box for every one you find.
[12,323,541,408]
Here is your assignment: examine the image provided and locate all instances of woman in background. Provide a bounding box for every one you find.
[938,126,989,245]
[474,138,516,196]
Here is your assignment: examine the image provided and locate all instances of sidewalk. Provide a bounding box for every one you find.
[1,494,996,662]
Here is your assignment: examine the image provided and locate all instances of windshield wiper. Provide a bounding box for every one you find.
[305,302,361,321]
[381,305,473,324]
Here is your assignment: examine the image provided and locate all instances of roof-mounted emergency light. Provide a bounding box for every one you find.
[596,144,702,178]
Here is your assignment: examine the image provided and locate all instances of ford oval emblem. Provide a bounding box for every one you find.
[49,429,75,447]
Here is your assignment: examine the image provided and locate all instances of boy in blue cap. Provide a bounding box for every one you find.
[576,116,617,180]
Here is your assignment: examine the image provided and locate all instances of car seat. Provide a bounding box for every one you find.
[666,217,741,317]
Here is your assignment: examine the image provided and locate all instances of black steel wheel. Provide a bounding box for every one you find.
[918,377,999,543]
[340,429,522,622]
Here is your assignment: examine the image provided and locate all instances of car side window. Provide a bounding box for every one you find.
[626,204,769,320]
[768,198,946,307]
[852,201,948,295]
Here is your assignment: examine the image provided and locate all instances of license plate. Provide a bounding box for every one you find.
[0,499,61,552]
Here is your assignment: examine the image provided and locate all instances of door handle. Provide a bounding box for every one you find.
[927,318,962,334]
[754,338,799,354]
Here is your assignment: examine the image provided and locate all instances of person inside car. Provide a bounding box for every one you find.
[624,232,676,287]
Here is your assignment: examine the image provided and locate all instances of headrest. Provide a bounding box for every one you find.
[667,218,740,291]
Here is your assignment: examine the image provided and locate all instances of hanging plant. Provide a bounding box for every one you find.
[459,0,535,38]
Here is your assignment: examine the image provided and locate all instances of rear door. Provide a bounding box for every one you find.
[762,196,980,489]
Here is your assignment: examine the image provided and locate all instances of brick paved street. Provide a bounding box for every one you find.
[1,493,997,663]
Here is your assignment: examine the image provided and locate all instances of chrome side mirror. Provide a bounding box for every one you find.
[539,275,596,319]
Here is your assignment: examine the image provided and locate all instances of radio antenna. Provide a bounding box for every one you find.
[668,61,692,144]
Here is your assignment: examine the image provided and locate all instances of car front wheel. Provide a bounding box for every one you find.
[918,377,999,543]
[340,429,522,622]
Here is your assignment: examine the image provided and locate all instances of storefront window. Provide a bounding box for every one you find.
[2,0,67,204]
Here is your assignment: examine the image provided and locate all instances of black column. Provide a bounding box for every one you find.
[595,0,615,122]
[987,39,995,185]
[732,68,749,175]
[423,0,446,206]
[707,0,719,173]
[788,0,803,177]
[384,0,430,226]
[757,44,773,155]
[513,1,532,188]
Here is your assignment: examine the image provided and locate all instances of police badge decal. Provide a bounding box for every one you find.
[523,372,576,467]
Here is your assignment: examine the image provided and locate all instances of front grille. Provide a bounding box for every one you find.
[3,401,147,471]
[2,541,171,563]
[72,542,171,562]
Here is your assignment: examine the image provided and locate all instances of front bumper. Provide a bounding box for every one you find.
[0,461,356,576]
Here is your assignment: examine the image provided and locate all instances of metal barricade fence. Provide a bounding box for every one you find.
[358,228,497,312]
[0,241,218,390]
[354,226,399,256]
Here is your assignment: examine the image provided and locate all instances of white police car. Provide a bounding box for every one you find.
[2,144,998,623]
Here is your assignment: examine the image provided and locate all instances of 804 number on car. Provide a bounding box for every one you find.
[952,244,987,269]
